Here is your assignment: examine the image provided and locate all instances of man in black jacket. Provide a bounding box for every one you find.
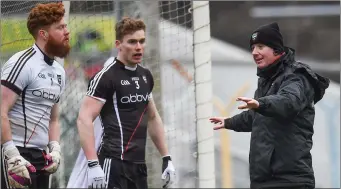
[210,22,330,189]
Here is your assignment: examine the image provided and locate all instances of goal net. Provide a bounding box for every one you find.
[0,1,214,188]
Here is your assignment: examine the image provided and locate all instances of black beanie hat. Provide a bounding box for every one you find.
[250,22,284,53]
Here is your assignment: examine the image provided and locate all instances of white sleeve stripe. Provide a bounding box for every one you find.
[86,62,109,96]
[6,47,35,84]
[86,69,107,96]
[87,65,107,96]
[86,60,116,96]
[86,95,106,103]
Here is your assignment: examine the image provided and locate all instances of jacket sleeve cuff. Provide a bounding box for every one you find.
[255,97,267,113]
[224,118,232,129]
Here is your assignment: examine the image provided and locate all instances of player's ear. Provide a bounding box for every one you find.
[115,40,121,50]
[39,30,49,40]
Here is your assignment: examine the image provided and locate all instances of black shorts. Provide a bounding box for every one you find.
[1,146,50,189]
[99,155,148,189]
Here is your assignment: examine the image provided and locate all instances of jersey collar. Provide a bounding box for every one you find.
[115,57,137,71]
[33,44,54,66]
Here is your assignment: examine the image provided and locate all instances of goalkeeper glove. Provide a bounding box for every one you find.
[87,159,106,188]
[42,141,61,174]
[161,155,175,188]
[3,141,36,188]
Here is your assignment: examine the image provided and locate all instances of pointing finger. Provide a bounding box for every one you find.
[238,104,248,109]
[237,97,252,102]
[213,125,224,130]
[209,117,223,122]
[210,119,221,124]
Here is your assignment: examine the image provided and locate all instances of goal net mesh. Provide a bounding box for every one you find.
[1,1,199,188]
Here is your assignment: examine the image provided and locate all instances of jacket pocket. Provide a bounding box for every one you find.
[250,145,275,182]
[269,147,276,176]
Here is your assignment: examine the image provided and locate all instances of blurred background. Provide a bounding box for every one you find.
[0,1,340,188]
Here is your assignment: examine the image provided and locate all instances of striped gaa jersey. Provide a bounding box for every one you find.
[1,44,66,150]
[86,57,154,163]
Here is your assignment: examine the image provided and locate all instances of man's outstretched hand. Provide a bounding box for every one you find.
[209,117,226,130]
[209,97,259,130]
[237,97,259,109]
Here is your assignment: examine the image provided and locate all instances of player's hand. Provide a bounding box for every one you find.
[42,141,61,174]
[87,160,106,188]
[3,141,36,188]
[161,155,175,188]
[237,97,259,109]
[209,117,227,130]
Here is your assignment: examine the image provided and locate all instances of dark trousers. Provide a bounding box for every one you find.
[99,155,148,189]
[256,186,314,189]
[251,183,315,189]
[1,146,50,189]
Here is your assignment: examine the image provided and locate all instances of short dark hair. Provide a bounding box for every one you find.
[115,17,146,41]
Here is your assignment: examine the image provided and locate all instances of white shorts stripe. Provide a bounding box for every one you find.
[106,158,112,189]
[103,158,112,189]
[103,159,108,182]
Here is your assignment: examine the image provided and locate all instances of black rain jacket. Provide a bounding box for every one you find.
[225,47,330,189]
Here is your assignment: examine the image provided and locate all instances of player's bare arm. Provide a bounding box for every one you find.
[1,84,36,187]
[147,98,169,156]
[147,98,176,187]
[77,96,104,160]
[42,104,62,174]
[1,85,19,144]
[48,104,60,142]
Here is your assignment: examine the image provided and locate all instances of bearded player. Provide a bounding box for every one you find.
[1,2,69,189]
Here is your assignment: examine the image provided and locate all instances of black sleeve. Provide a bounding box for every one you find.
[224,110,254,132]
[255,73,314,119]
[86,71,114,102]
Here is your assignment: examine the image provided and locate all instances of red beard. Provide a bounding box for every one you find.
[45,35,71,58]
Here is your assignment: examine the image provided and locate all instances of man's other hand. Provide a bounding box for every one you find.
[209,117,226,130]
[3,141,36,188]
[42,141,61,174]
[237,97,259,109]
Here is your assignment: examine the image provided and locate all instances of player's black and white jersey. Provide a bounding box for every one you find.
[1,44,66,150]
[86,57,154,163]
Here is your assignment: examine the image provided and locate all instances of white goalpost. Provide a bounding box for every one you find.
[192,1,216,188]
[0,1,215,188]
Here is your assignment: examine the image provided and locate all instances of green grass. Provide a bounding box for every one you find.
[1,15,116,55]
